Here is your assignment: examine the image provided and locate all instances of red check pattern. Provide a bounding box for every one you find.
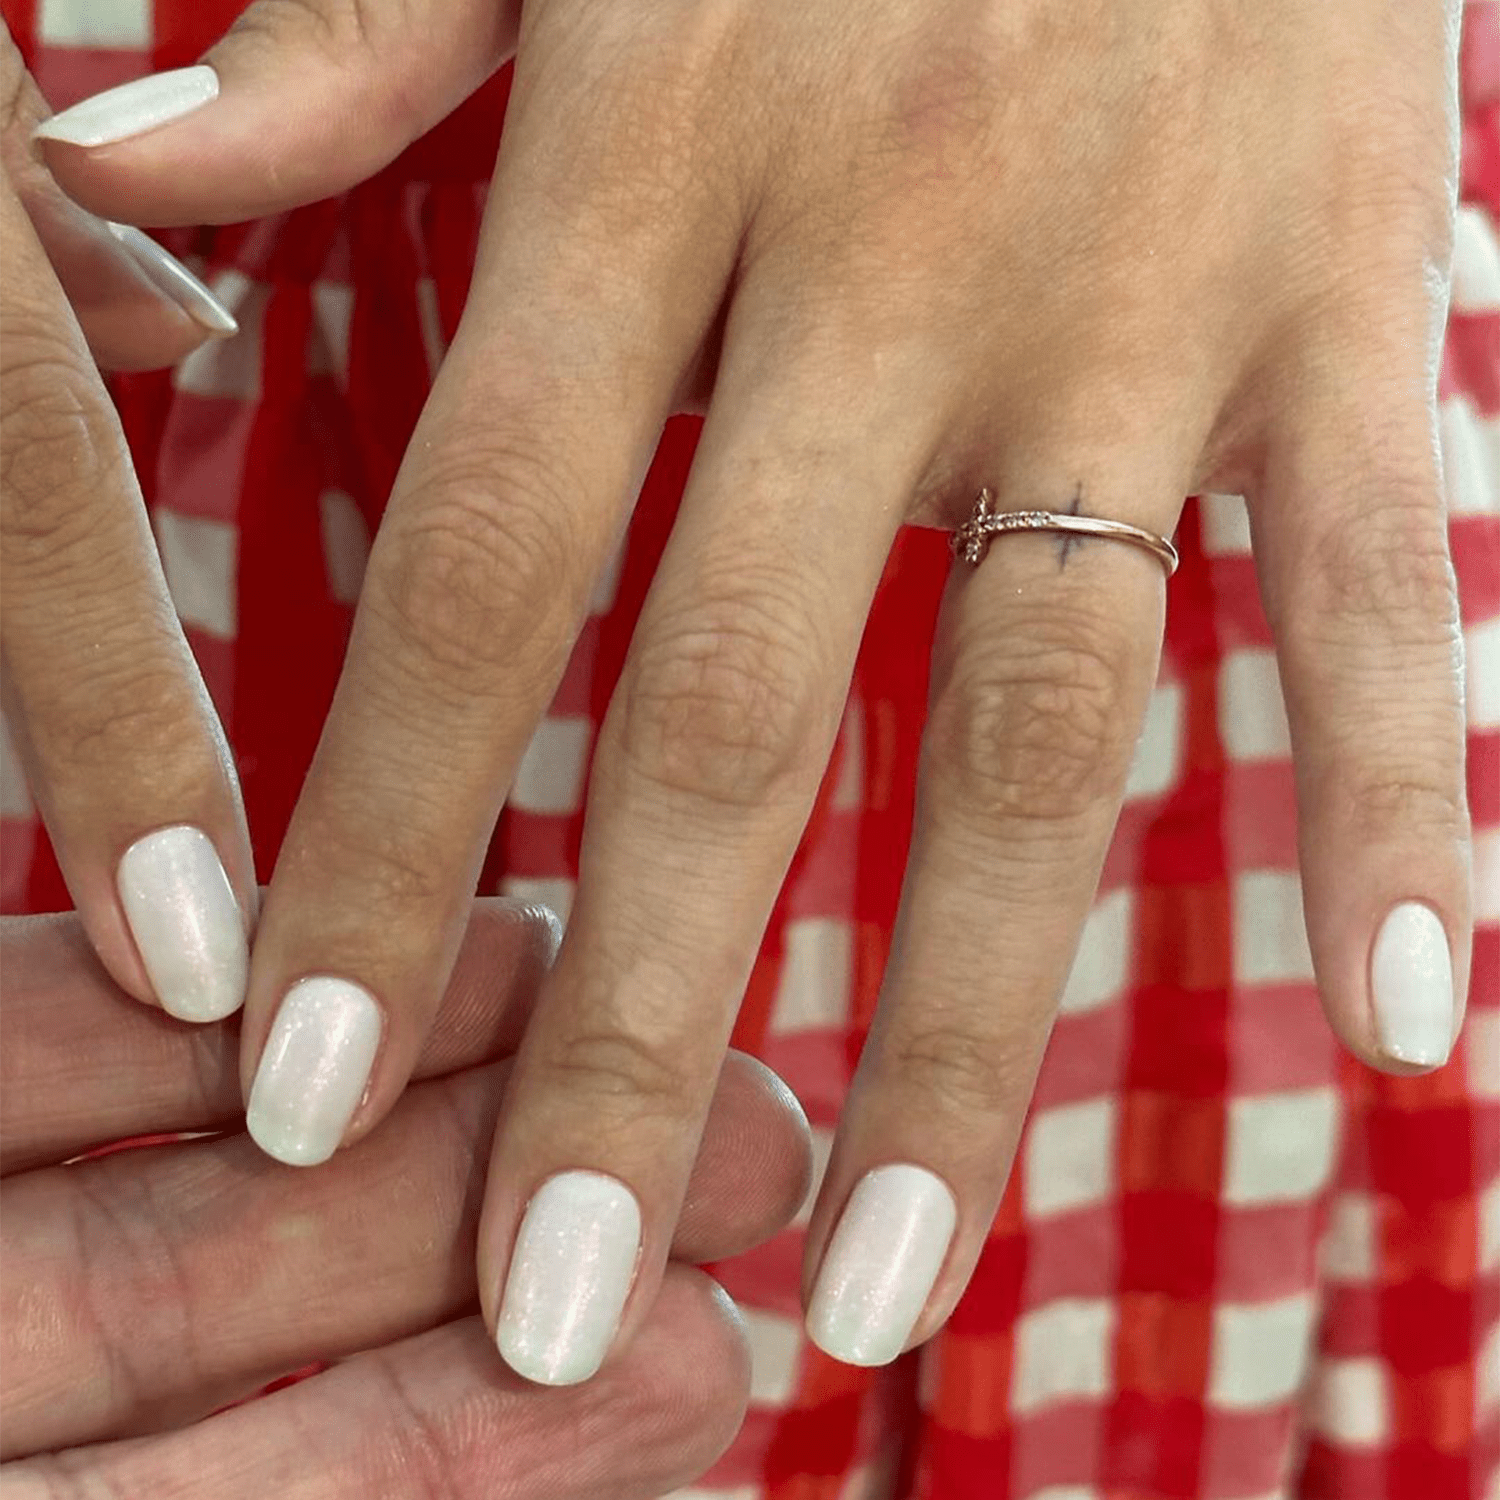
[2,3,1497,1496]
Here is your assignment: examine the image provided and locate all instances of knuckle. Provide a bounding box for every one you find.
[68,1169,201,1432]
[365,1352,467,1500]
[293,794,450,913]
[369,464,578,699]
[534,1026,698,1123]
[228,0,378,60]
[30,659,221,794]
[1323,92,1456,257]
[928,623,1136,828]
[220,1,434,196]
[881,1019,1030,1118]
[0,1454,109,1500]
[1339,768,1470,841]
[0,348,124,561]
[614,599,831,812]
[1301,497,1459,645]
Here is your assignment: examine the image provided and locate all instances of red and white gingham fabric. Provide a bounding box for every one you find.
[1,2,1497,1496]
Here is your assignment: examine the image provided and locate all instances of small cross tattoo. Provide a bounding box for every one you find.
[1058,484,1085,569]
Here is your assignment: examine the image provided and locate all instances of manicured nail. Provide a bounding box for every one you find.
[497,1171,641,1385]
[116,825,247,1023]
[807,1163,957,1367]
[106,223,238,336]
[1371,901,1456,1066]
[34,65,219,148]
[246,978,382,1167]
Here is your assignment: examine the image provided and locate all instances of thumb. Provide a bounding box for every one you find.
[33,0,518,227]
[2,26,233,368]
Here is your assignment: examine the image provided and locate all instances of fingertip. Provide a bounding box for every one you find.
[1305,872,1472,1079]
[629,1269,752,1469]
[414,898,565,1072]
[495,1169,643,1385]
[675,1053,814,1262]
[36,0,515,227]
[803,1162,958,1369]
[102,223,238,337]
[114,825,250,1024]
[243,976,384,1166]
[32,65,220,149]
[1367,898,1461,1068]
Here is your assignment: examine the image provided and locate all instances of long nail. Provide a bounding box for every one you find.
[34,66,219,148]
[116,825,248,1023]
[806,1163,957,1367]
[1371,901,1456,1066]
[105,223,238,336]
[246,978,382,1166]
[497,1171,641,1386]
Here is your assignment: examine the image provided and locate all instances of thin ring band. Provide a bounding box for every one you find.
[952,488,1180,577]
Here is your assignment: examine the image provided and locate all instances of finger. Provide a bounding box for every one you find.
[0,899,560,1174]
[801,449,1187,1367]
[231,34,747,1171]
[0,27,234,367]
[0,178,255,1024]
[477,292,931,1386]
[1251,310,1472,1071]
[2,1050,805,1452]
[32,0,519,228]
[3,1290,748,1499]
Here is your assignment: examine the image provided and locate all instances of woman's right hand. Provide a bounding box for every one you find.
[1,23,256,1025]
[1,900,814,1497]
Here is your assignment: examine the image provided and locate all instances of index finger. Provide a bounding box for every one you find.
[232,59,736,1169]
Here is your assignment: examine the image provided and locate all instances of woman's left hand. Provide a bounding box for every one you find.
[36,0,1472,1381]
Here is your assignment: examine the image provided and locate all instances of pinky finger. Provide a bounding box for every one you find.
[1253,337,1472,1071]
[2,1288,750,1500]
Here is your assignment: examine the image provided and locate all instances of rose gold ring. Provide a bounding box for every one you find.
[951,488,1179,576]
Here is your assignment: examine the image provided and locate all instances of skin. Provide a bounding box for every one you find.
[17,0,1474,1377]
[0,22,258,1011]
[0,902,814,1497]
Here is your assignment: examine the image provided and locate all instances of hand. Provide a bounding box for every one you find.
[1,23,255,1029]
[0,900,813,1496]
[36,0,1472,1378]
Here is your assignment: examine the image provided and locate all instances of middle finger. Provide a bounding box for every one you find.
[479,278,939,1384]
[232,35,750,1171]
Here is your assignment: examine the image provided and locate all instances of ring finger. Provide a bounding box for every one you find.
[800,432,1193,1365]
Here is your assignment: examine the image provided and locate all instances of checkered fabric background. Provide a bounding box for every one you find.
[1,2,1497,1496]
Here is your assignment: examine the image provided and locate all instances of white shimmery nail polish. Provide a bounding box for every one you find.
[34,65,219,148]
[1371,901,1456,1066]
[106,224,238,336]
[246,978,382,1166]
[116,825,247,1023]
[807,1164,957,1367]
[497,1171,641,1386]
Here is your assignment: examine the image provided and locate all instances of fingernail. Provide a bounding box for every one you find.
[497,1171,641,1385]
[807,1163,957,1367]
[246,977,382,1166]
[105,223,238,336]
[116,825,247,1022]
[34,65,219,148]
[1371,901,1456,1066]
